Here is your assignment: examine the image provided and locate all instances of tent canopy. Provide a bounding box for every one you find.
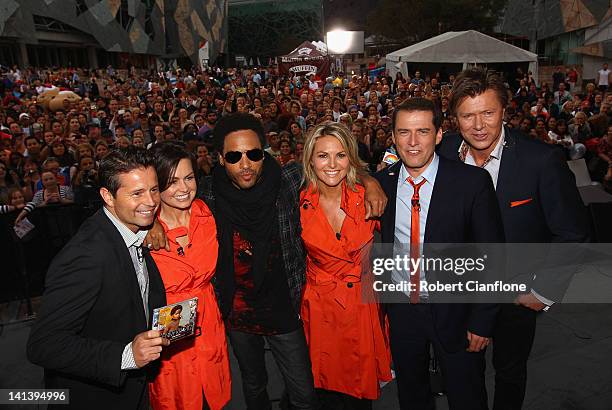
[386,30,537,64]
[281,41,327,63]
[279,41,331,77]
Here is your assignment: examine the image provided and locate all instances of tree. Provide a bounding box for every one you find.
[367,0,508,44]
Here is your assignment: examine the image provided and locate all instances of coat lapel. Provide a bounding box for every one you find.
[380,162,401,243]
[496,127,518,207]
[97,210,149,327]
[424,157,450,243]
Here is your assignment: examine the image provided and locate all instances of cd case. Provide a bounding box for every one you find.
[152,297,198,342]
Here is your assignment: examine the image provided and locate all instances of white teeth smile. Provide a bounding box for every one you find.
[138,210,152,215]
[175,194,189,200]
[408,150,419,154]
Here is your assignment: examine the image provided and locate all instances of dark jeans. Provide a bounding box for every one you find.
[492,304,537,410]
[387,303,488,410]
[229,327,318,410]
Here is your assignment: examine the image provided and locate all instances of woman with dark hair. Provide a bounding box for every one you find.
[393,72,404,94]
[0,187,26,214]
[548,119,573,148]
[290,121,304,142]
[148,141,231,410]
[195,143,213,179]
[161,305,183,335]
[163,101,176,122]
[277,139,296,166]
[49,141,75,168]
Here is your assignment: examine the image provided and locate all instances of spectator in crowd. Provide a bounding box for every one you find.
[15,170,74,224]
[265,131,281,159]
[548,119,574,149]
[0,161,16,203]
[598,125,612,188]
[597,62,610,92]
[277,139,295,166]
[0,186,26,214]
[569,112,593,143]
[95,140,110,162]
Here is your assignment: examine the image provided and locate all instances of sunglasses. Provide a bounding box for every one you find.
[224,149,264,164]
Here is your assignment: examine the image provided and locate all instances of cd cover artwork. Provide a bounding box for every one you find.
[152,297,198,342]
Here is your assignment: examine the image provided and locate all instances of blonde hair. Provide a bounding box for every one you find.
[302,121,366,191]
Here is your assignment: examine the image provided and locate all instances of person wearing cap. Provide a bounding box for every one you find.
[265,131,281,159]
[18,113,32,136]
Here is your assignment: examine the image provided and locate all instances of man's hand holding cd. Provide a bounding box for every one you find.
[132,330,170,368]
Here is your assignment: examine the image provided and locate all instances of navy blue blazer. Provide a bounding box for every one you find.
[375,156,504,352]
[438,128,590,301]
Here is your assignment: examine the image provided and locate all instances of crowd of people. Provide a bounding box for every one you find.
[0,60,601,410]
[1,61,611,218]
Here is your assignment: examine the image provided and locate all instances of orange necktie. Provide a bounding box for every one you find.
[408,178,426,304]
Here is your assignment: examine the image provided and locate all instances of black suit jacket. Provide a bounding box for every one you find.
[375,156,505,352]
[438,128,590,301]
[27,209,166,410]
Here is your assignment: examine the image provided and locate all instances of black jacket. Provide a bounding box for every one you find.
[437,127,590,301]
[375,156,504,351]
[27,209,166,410]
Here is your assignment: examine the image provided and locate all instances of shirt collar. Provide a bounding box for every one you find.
[458,127,506,163]
[399,152,439,185]
[103,206,148,248]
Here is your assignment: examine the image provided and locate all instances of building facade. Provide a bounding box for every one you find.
[228,0,323,63]
[0,0,228,68]
[499,0,611,79]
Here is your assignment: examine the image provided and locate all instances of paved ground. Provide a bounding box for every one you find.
[1,299,611,410]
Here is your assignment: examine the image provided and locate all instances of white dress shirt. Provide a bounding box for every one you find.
[103,207,150,370]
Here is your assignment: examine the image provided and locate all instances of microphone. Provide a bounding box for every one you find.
[336,232,341,240]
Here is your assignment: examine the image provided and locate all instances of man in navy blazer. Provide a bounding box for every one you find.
[437,68,590,410]
[27,148,169,410]
[375,98,505,409]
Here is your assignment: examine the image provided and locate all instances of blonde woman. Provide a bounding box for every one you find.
[299,122,391,408]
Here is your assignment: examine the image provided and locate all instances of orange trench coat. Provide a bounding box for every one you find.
[300,183,392,400]
[149,199,231,410]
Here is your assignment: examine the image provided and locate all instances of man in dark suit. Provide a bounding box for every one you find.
[376,98,505,409]
[438,68,590,410]
[27,147,169,410]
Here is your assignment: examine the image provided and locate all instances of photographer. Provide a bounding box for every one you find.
[72,155,100,208]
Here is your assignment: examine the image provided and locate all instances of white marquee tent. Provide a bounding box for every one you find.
[386,30,538,81]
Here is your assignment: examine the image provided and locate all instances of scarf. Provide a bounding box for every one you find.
[212,153,281,317]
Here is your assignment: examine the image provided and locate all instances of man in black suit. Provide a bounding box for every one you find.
[27,147,169,410]
[438,68,590,410]
[375,98,505,409]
